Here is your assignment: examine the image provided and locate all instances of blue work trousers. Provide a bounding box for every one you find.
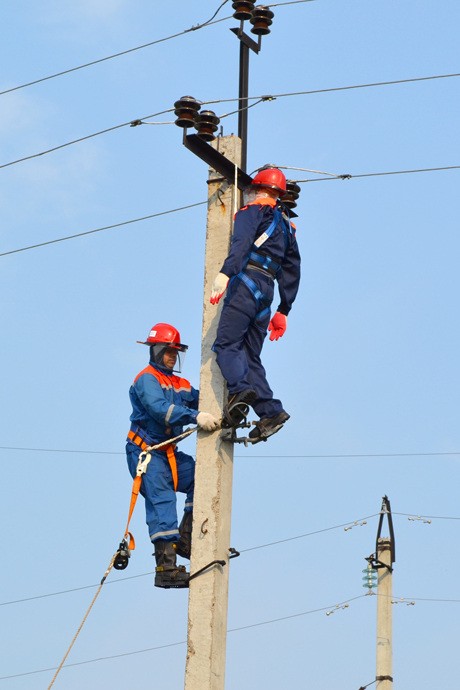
[214,271,284,419]
[126,442,194,543]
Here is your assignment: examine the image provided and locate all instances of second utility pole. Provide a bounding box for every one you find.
[376,537,393,690]
[184,135,242,690]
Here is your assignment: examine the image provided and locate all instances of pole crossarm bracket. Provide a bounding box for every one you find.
[366,495,396,571]
[230,27,260,53]
[183,133,252,189]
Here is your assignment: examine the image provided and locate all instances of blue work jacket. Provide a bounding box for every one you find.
[220,197,301,315]
[128,361,199,445]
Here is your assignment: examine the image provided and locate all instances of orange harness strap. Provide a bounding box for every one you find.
[165,444,178,491]
[123,475,142,550]
[127,429,149,450]
[123,443,178,549]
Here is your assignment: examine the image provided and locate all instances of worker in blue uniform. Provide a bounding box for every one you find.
[210,166,301,442]
[126,322,220,588]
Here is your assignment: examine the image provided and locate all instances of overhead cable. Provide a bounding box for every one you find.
[0,0,315,98]
[296,165,460,183]
[14,589,458,681]
[2,585,458,680]
[0,201,207,257]
[203,72,460,106]
[1,445,460,458]
[0,594,368,680]
[0,4,231,97]
[1,71,458,173]
[0,108,174,171]
[0,161,458,258]
[0,512,378,607]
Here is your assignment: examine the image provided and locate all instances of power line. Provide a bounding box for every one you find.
[393,512,460,521]
[5,507,460,609]
[0,573,149,607]
[0,0,315,98]
[2,71,458,173]
[0,201,207,257]
[1,445,459,458]
[6,587,459,680]
[0,7,231,97]
[0,162,457,258]
[0,593,368,680]
[203,72,460,105]
[296,165,460,183]
[0,512,378,607]
[0,108,174,171]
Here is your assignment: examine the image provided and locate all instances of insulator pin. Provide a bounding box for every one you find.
[250,5,274,35]
[174,95,201,128]
[232,1,255,20]
[195,110,220,142]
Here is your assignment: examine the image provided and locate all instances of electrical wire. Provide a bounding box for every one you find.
[0,593,368,680]
[0,158,459,258]
[393,512,460,521]
[0,0,317,98]
[0,108,174,171]
[2,587,458,679]
[1,445,460,458]
[1,71,458,173]
[0,201,207,257]
[0,512,378,607]
[5,507,460,609]
[203,72,460,106]
[0,6,231,97]
[295,165,460,183]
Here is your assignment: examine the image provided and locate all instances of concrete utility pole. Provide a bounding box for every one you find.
[376,537,393,690]
[184,135,242,690]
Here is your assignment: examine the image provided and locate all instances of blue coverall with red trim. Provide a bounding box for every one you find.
[213,197,301,419]
[126,361,199,543]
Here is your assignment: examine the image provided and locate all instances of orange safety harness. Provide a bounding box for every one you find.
[120,427,197,557]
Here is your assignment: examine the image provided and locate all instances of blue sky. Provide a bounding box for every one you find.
[1,1,459,688]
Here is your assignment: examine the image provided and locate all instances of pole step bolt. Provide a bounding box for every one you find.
[174,96,201,128]
[232,1,255,20]
[250,6,274,35]
[195,110,220,141]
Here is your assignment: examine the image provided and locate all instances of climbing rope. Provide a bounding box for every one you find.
[46,556,116,689]
[47,426,198,688]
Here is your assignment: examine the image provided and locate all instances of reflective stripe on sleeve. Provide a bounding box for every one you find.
[165,404,175,424]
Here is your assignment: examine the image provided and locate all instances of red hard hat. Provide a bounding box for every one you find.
[251,166,286,194]
[137,323,188,351]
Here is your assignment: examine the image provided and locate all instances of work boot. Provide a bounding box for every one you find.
[175,511,193,559]
[154,539,189,588]
[222,388,257,428]
[248,411,290,443]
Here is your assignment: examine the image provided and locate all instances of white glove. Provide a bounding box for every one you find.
[197,411,221,432]
[210,272,229,305]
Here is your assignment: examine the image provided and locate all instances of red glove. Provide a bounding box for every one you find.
[210,272,229,305]
[268,312,287,341]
